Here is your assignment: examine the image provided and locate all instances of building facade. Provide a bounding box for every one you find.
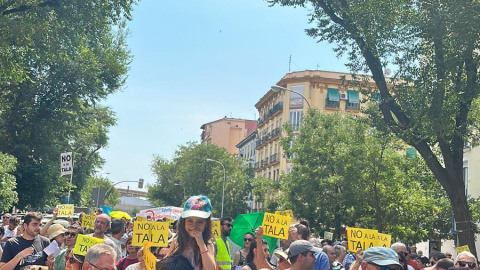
[200,117,257,154]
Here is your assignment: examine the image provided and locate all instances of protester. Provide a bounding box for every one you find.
[215,217,233,270]
[273,250,291,270]
[47,224,67,248]
[0,212,50,270]
[416,256,429,270]
[233,232,254,267]
[296,221,311,241]
[65,253,85,270]
[348,249,364,270]
[454,251,477,270]
[361,247,402,270]
[2,214,11,227]
[321,240,332,247]
[52,224,84,270]
[106,219,125,260]
[167,195,216,270]
[241,227,272,270]
[155,247,169,260]
[287,240,322,270]
[271,235,292,267]
[332,245,347,270]
[323,245,335,268]
[156,255,194,270]
[0,226,4,258]
[391,243,414,270]
[429,252,446,266]
[423,258,454,270]
[2,216,19,244]
[116,236,139,270]
[41,208,59,237]
[83,244,116,270]
[341,241,356,270]
[90,214,122,262]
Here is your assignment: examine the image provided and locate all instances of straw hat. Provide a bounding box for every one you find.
[47,224,67,240]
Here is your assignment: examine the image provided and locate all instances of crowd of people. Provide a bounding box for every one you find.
[0,195,478,270]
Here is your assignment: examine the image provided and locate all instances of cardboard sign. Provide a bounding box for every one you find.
[132,221,169,247]
[275,210,294,218]
[61,152,73,175]
[456,245,470,253]
[262,212,292,239]
[81,214,96,230]
[57,204,74,216]
[211,220,221,238]
[73,235,104,256]
[324,231,334,241]
[376,232,392,248]
[347,227,379,252]
[144,242,156,270]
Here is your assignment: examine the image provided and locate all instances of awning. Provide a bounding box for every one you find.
[327,88,340,101]
[347,90,360,103]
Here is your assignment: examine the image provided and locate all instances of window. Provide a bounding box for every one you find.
[289,85,305,107]
[326,88,340,108]
[346,90,360,110]
[289,110,303,131]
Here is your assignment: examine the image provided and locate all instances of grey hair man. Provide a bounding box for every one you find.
[333,245,347,268]
[454,251,477,270]
[89,214,121,262]
[82,244,116,270]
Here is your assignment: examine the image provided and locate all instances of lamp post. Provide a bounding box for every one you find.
[103,179,143,206]
[174,183,186,198]
[206,158,226,218]
[271,85,311,108]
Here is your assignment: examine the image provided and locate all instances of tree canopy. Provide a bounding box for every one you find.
[268,0,480,253]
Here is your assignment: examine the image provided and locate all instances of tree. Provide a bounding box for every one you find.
[148,142,252,218]
[280,111,455,243]
[79,175,121,208]
[268,0,480,253]
[0,1,135,209]
[0,152,18,211]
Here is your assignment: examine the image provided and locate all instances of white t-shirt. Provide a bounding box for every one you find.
[2,225,17,239]
[125,263,144,270]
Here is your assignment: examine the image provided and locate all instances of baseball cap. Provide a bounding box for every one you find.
[363,247,402,266]
[288,240,323,258]
[181,195,212,219]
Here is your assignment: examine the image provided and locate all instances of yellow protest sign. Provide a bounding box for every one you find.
[136,216,146,222]
[73,235,104,256]
[347,227,378,252]
[132,221,169,247]
[81,214,96,230]
[57,204,74,216]
[456,245,470,253]
[143,242,156,270]
[211,220,221,238]
[377,232,392,248]
[262,212,292,240]
[275,210,294,218]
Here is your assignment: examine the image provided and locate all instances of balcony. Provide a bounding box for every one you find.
[270,154,278,164]
[257,102,284,127]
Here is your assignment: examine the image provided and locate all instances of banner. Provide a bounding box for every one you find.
[61,152,73,175]
[81,214,96,230]
[347,227,392,252]
[132,221,169,247]
[139,206,183,221]
[73,235,104,256]
[211,220,221,238]
[262,212,292,239]
[57,204,74,216]
[144,242,156,270]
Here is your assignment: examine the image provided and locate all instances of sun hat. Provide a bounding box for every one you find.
[288,240,323,258]
[47,224,67,240]
[274,250,291,263]
[363,247,402,266]
[180,195,212,219]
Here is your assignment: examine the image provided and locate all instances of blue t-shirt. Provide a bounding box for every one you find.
[314,252,330,270]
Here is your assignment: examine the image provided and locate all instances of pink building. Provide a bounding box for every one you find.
[200,117,257,154]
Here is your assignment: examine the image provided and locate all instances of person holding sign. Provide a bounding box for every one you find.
[53,224,84,270]
[167,195,215,270]
[360,247,402,270]
[242,227,273,270]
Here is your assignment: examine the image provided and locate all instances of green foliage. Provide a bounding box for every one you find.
[0,152,18,211]
[0,1,136,209]
[148,142,252,218]
[279,111,453,243]
[79,175,121,208]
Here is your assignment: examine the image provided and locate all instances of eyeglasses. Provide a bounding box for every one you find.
[88,262,116,270]
[457,261,477,268]
[244,238,253,242]
[222,223,233,228]
[64,232,77,237]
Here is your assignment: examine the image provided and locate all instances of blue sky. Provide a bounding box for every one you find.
[100,0,349,190]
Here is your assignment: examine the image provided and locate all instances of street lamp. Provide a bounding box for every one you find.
[102,179,143,206]
[206,158,226,218]
[271,85,311,108]
[174,183,186,198]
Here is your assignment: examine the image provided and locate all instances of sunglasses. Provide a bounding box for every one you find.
[223,224,233,228]
[399,252,409,257]
[64,232,77,237]
[457,261,477,268]
[66,256,80,264]
[244,238,253,242]
[369,263,400,270]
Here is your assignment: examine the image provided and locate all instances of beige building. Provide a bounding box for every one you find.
[200,117,257,154]
[253,70,375,210]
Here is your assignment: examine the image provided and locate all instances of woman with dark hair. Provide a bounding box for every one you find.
[65,252,85,270]
[241,227,273,270]
[167,195,215,270]
[233,232,255,267]
[116,236,139,270]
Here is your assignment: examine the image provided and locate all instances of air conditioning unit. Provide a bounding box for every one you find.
[340,91,348,100]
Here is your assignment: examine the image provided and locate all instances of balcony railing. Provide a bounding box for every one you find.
[257,102,284,126]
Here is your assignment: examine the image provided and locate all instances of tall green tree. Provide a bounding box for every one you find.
[148,142,252,218]
[0,1,135,208]
[79,175,121,208]
[0,152,18,211]
[280,111,454,243]
[268,0,480,253]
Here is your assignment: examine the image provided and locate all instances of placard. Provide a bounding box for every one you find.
[456,245,470,253]
[376,232,392,248]
[56,204,74,216]
[347,227,378,252]
[132,221,169,247]
[211,220,221,238]
[324,231,334,241]
[73,235,104,256]
[81,214,96,230]
[144,242,156,270]
[262,212,292,239]
[61,152,73,175]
